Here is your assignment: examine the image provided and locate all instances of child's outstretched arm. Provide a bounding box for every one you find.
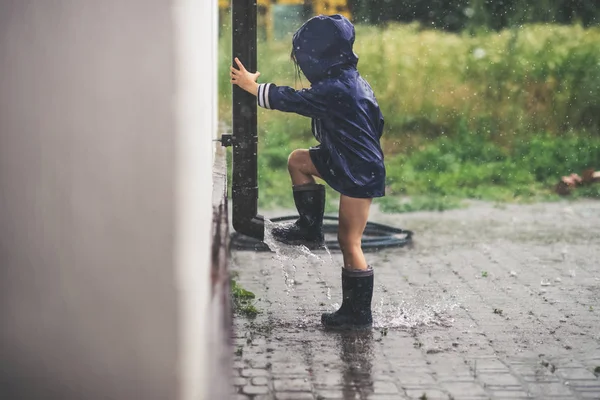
[230,58,328,119]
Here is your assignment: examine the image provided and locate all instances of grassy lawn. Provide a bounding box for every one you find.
[219,19,600,212]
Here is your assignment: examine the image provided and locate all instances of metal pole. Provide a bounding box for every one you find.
[231,0,265,240]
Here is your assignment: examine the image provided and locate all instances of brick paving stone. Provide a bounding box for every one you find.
[404,388,448,399]
[472,358,511,372]
[442,381,488,397]
[231,201,600,400]
[394,366,433,375]
[314,389,345,399]
[531,398,575,400]
[556,367,598,380]
[274,392,315,400]
[571,387,600,397]
[241,368,271,378]
[251,338,268,346]
[522,374,561,383]
[435,373,475,383]
[489,390,531,399]
[252,376,270,386]
[537,381,578,396]
[477,373,522,386]
[369,372,396,381]
[396,373,437,387]
[372,380,399,394]
[567,380,600,389]
[313,375,344,387]
[485,384,524,392]
[233,377,248,386]
[579,393,600,399]
[233,361,246,369]
[271,363,311,376]
[254,395,276,400]
[242,384,270,395]
[251,360,272,369]
[273,378,312,392]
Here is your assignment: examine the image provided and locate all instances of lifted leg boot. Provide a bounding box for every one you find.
[321,267,374,330]
[271,183,325,248]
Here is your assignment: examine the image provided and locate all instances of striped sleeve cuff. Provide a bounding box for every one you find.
[257,83,273,109]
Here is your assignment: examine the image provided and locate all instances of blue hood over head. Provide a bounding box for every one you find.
[292,14,359,84]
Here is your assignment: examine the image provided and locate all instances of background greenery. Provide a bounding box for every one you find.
[219,9,600,213]
[347,0,599,31]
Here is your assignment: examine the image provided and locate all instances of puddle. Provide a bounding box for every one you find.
[258,294,459,332]
[262,219,458,330]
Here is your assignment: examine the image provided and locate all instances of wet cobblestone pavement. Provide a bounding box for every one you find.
[230,200,600,400]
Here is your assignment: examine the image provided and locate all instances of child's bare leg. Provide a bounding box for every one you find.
[270,149,325,246]
[338,195,372,271]
[287,149,321,185]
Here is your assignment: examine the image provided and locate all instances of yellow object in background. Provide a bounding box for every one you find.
[313,0,351,19]
[220,0,351,20]
[219,0,353,41]
[258,0,273,41]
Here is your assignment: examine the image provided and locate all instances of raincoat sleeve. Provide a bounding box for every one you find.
[257,83,328,119]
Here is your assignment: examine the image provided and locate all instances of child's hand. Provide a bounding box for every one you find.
[230,57,260,96]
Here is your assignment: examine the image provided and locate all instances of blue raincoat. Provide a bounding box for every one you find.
[257,14,385,198]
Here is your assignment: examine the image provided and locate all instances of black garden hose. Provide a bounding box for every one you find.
[231,215,413,252]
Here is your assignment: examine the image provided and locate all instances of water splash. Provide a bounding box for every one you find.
[263,219,335,298]
[263,220,458,329]
[372,291,459,329]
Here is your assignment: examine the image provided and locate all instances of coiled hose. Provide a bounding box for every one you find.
[231,215,413,252]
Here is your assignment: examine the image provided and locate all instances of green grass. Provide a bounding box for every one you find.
[251,131,600,211]
[384,130,600,201]
[219,17,600,212]
[231,279,259,318]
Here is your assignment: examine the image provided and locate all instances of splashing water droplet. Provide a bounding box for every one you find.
[263,219,335,298]
[372,289,459,329]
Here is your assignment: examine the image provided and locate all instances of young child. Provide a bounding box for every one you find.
[230,14,385,330]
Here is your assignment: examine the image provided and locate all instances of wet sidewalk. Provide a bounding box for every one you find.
[230,200,600,400]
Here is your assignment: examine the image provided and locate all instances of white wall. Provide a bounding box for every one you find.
[0,1,217,399]
[173,0,218,399]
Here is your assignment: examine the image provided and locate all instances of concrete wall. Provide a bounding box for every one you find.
[0,1,217,399]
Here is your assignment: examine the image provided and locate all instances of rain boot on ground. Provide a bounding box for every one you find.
[271,183,325,248]
[321,267,374,330]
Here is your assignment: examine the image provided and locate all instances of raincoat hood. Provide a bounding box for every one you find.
[292,14,359,84]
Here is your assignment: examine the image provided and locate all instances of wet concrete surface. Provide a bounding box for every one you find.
[230,200,600,400]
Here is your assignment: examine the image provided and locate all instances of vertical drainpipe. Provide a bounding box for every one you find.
[227,0,265,241]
